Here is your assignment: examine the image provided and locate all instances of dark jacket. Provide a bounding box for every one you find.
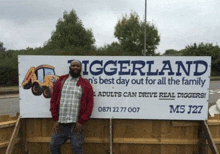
[50,74,94,124]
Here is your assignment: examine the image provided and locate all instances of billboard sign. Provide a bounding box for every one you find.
[19,56,211,120]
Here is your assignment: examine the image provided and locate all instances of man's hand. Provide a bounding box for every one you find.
[53,121,60,134]
[73,122,83,135]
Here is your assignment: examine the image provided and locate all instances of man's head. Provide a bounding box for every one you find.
[69,60,82,78]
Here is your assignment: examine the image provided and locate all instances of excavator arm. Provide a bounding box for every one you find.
[22,67,36,89]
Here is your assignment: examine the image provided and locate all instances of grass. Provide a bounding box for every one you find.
[0,86,19,92]
[210,76,220,81]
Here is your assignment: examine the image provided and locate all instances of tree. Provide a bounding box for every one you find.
[45,10,95,50]
[163,49,182,56]
[114,12,160,55]
[182,42,220,76]
[0,41,6,52]
[183,43,219,57]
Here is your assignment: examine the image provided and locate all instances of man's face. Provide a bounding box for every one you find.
[69,60,81,78]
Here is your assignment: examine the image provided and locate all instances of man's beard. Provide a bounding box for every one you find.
[69,70,81,78]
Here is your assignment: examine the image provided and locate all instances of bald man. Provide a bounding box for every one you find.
[50,60,94,154]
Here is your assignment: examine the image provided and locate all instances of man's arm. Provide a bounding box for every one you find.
[77,84,94,124]
[50,79,61,121]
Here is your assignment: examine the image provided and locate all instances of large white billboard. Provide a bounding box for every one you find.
[19,55,211,120]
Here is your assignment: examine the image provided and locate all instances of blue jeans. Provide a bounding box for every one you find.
[50,123,84,154]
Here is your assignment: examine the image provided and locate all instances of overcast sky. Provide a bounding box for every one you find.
[0,0,219,54]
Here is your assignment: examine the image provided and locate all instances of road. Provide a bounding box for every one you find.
[208,81,220,104]
[0,95,19,116]
[1,81,220,116]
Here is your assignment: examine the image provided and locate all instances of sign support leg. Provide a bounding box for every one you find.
[110,118,113,154]
[198,120,219,154]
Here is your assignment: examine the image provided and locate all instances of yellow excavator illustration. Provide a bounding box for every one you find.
[22,65,59,98]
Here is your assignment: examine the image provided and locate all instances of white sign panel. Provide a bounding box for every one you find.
[19,56,211,120]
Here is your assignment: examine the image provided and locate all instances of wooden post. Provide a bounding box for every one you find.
[198,120,207,154]
[20,118,29,154]
[110,118,113,154]
[5,116,21,154]
[198,120,219,154]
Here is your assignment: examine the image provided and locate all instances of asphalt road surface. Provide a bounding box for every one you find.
[209,81,220,104]
[0,96,20,116]
[1,81,220,116]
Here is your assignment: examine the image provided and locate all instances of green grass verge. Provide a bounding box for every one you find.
[210,76,220,81]
[0,86,19,92]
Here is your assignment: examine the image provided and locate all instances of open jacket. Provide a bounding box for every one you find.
[50,74,94,124]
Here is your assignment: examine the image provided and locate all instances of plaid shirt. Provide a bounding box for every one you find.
[58,76,82,123]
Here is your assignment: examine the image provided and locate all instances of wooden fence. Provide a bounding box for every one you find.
[0,113,21,154]
[1,114,220,154]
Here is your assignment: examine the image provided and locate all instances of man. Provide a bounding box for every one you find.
[50,60,94,154]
